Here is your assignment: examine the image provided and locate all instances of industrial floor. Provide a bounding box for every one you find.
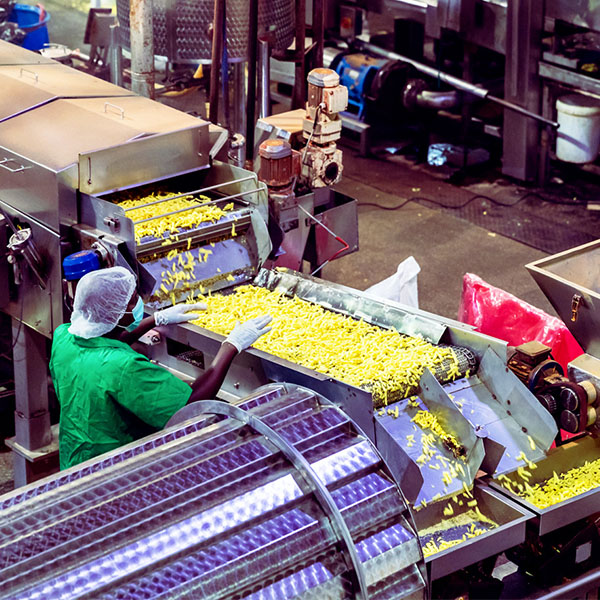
[1,4,599,599]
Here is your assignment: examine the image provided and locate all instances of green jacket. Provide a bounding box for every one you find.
[50,323,191,470]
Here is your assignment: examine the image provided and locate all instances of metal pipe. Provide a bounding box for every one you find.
[292,0,306,110]
[129,0,155,98]
[109,22,123,87]
[232,62,246,135]
[258,37,271,119]
[358,41,559,128]
[122,175,257,212]
[416,89,460,110]
[312,0,325,67]
[209,0,225,124]
[246,0,259,164]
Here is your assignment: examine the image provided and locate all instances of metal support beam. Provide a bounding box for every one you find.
[129,0,155,98]
[292,0,306,110]
[10,319,52,486]
[209,0,225,125]
[502,0,544,181]
[258,37,271,119]
[109,21,123,87]
[312,0,324,68]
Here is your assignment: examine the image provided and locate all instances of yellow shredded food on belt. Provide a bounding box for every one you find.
[498,457,600,508]
[190,285,460,405]
[115,190,233,242]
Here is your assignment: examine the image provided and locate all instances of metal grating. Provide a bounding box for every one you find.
[116,0,295,62]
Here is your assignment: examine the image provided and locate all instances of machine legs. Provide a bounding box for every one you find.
[6,319,57,487]
[502,0,544,181]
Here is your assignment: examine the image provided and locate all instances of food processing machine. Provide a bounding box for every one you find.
[2,39,600,598]
[0,383,430,599]
[0,41,357,483]
[307,0,600,184]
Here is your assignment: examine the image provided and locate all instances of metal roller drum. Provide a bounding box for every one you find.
[0,384,426,599]
[116,0,296,63]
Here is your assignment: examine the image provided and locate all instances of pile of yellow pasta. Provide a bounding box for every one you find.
[189,285,460,405]
[115,191,233,242]
[420,508,498,557]
[497,456,600,508]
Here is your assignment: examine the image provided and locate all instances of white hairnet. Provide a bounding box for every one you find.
[68,266,137,339]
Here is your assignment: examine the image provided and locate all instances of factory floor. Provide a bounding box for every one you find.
[1,4,599,597]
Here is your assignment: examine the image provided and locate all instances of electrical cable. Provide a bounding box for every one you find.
[355,190,589,212]
[6,273,26,354]
[357,200,412,211]
[301,103,325,167]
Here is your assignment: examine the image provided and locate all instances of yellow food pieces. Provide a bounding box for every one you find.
[412,410,465,459]
[499,457,600,508]
[115,190,233,242]
[420,507,498,557]
[189,285,460,405]
[387,406,400,419]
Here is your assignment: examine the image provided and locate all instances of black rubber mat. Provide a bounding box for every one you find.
[416,196,599,255]
[341,149,600,255]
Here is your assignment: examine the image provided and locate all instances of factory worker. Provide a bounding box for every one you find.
[50,266,272,470]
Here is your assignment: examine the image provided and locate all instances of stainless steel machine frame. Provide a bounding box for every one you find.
[0,40,241,485]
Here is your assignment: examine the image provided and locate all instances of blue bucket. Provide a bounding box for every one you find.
[8,4,51,51]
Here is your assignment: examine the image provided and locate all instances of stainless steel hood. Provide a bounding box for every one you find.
[0,40,57,65]
[526,239,600,358]
[0,63,133,122]
[0,96,211,230]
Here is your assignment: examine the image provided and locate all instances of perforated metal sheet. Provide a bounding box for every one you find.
[116,0,295,63]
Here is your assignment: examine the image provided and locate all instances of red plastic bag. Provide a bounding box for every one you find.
[458,273,584,373]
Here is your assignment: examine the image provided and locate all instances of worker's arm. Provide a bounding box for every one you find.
[118,303,208,346]
[188,315,273,403]
[188,342,238,403]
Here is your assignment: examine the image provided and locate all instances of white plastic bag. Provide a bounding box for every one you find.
[365,256,420,308]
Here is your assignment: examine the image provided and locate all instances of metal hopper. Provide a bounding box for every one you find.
[526,239,600,358]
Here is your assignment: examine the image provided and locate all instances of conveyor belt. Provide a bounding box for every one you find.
[0,384,426,600]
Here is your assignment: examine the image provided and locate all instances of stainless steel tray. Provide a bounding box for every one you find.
[412,484,534,580]
[526,239,600,357]
[488,435,600,535]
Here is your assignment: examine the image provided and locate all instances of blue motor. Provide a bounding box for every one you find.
[328,50,415,124]
[62,249,101,311]
[62,250,100,281]
[333,53,386,119]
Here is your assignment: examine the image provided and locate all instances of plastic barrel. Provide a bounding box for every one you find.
[8,4,50,51]
[556,94,600,164]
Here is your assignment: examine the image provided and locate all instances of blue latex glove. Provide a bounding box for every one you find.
[225,315,273,352]
[154,303,208,326]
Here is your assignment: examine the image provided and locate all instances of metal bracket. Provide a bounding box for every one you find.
[571,294,583,322]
